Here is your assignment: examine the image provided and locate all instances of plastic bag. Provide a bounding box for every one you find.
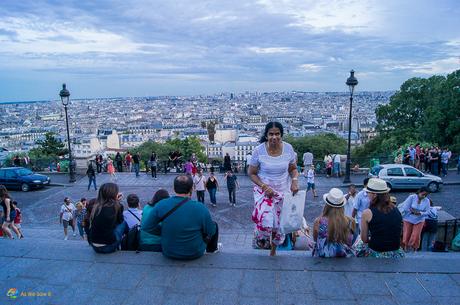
[280,190,306,234]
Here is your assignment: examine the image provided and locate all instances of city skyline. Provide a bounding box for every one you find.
[0,0,459,101]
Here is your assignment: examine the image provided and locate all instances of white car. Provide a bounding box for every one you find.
[369,164,443,192]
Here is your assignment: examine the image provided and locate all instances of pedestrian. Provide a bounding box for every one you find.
[88,183,127,254]
[415,144,421,169]
[13,155,21,167]
[306,165,318,198]
[106,157,116,181]
[401,187,431,252]
[419,148,426,171]
[421,199,438,251]
[132,152,140,177]
[11,201,24,238]
[223,153,232,172]
[324,153,332,177]
[441,148,450,177]
[248,121,299,256]
[312,188,355,258]
[96,154,103,174]
[332,153,341,177]
[139,189,170,252]
[184,159,193,175]
[408,144,416,167]
[225,170,239,206]
[429,148,439,175]
[115,152,123,172]
[123,194,142,230]
[60,197,76,240]
[344,184,357,219]
[206,172,219,207]
[245,152,252,174]
[86,163,97,191]
[1,185,22,239]
[75,202,87,240]
[193,168,206,203]
[357,178,404,258]
[150,152,158,179]
[141,175,219,259]
[125,151,132,172]
[352,178,370,235]
[191,153,198,176]
[302,149,314,176]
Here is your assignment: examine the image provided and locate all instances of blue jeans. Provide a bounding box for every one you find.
[333,162,340,175]
[208,188,217,204]
[77,222,84,237]
[133,163,140,177]
[431,161,439,175]
[88,176,97,190]
[91,221,127,254]
[441,163,448,176]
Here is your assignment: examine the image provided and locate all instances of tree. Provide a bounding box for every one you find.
[285,133,347,163]
[35,132,67,156]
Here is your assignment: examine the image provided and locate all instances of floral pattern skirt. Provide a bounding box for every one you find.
[355,240,405,258]
[252,186,285,248]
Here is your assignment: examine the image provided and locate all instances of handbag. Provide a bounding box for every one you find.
[151,197,189,236]
[280,190,306,234]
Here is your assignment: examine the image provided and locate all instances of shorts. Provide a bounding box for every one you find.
[2,210,16,223]
[63,219,74,229]
[307,183,315,190]
[333,162,340,174]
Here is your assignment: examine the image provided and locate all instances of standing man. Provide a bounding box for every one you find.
[302,149,314,176]
[225,170,239,207]
[409,144,416,167]
[86,163,97,191]
[193,169,206,203]
[306,165,318,198]
[245,152,252,174]
[441,148,451,177]
[125,151,132,172]
[59,197,76,240]
[333,153,341,177]
[132,152,140,177]
[115,152,123,172]
[352,178,370,234]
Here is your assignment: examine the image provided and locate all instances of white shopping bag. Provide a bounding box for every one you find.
[280,190,306,234]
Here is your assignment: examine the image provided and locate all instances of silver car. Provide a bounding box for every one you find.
[369,164,443,192]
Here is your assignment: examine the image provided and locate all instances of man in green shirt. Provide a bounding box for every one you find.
[142,174,218,259]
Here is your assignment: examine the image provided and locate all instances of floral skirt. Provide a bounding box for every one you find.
[252,186,285,248]
[355,240,405,258]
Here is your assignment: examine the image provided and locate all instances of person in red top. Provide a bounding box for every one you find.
[125,152,133,172]
[12,201,24,238]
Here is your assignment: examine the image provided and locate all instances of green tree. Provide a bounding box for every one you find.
[35,132,67,156]
[285,133,347,164]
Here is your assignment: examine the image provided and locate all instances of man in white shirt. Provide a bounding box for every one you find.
[123,194,142,229]
[352,178,370,234]
[193,169,206,204]
[344,184,357,219]
[333,154,341,177]
[306,165,317,197]
[302,150,314,176]
[59,197,76,240]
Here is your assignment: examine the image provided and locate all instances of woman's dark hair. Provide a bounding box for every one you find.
[0,185,11,200]
[90,183,121,224]
[369,192,393,214]
[260,121,284,143]
[150,189,170,206]
[417,186,430,194]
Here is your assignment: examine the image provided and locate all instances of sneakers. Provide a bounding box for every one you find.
[72,232,77,237]
[64,236,68,240]
[207,243,223,254]
[212,204,217,207]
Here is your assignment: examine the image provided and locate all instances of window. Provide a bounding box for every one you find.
[5,170,17,178]
[404,167,422,177]
[387,167,404,177]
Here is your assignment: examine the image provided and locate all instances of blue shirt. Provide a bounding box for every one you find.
[409,148,416,160]
[142,196,216,260]
[401,194,430,224]
[353,190,370,228]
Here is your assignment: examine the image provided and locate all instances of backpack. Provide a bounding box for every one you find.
[120,224,141,251]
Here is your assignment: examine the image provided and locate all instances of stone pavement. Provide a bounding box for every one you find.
[1,238,460,305]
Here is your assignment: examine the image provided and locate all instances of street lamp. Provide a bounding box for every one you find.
[59,83,76,183]
[343,70,358,184]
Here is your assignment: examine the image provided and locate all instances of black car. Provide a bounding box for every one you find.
[0,167,51,192]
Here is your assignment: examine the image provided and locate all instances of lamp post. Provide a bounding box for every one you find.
[59,83,76,183]
[343,70,358,184]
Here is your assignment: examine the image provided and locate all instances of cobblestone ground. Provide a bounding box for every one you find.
[9,172,460,233]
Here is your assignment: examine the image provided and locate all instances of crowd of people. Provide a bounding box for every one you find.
[1,121,451,262]
[394,144,454,176]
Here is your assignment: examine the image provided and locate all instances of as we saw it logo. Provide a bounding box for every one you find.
[7,288,19,299]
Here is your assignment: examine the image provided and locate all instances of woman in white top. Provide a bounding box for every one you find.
[248,122,299,256]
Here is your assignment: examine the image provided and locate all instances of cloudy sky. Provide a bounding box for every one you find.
[0,0,459,101]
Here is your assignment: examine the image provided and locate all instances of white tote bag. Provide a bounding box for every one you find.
[280,190,306,234]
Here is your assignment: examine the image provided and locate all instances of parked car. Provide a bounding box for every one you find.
[0,167,51,192]
[369,164,443,192]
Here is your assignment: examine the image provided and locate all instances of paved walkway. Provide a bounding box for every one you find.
[1,238,460,305]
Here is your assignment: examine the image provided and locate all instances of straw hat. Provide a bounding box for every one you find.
[364,178,391,194]
[323,188,346,208]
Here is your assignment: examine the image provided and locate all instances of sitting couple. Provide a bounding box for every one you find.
[88,175,219,260]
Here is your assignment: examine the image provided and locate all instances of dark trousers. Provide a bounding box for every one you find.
[431,161,439,175]
[88,176,97,190]
[208,188,217,204]
[151,166,157,178]
[96,163,102,173]
[228,188,236,204]
[206,222,219,253]
[91,221,127,254]
[197,190,205,203]
[116,161,123,172]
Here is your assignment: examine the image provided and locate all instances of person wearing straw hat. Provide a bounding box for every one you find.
[312,188,356,258]
[357,178,404,258]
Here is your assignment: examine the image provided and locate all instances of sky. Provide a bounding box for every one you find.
[0,0,459,101]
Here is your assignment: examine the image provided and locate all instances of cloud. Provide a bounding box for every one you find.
[248,47,300,54]
[299,64,324,72]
